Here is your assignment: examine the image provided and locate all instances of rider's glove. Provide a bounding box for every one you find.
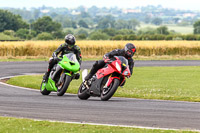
[103,55,110,63]
[53,55,62,62]
[54,57,61,62]
[52,52,57,58]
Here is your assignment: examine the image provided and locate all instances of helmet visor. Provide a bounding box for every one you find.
[126,50,133,57]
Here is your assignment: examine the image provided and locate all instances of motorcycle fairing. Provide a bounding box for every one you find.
[96,60,120,79]
[50,65,63,82]
[88,77,104,96]
[45,78,57,91]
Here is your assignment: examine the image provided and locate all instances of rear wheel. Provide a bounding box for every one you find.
[78,82,90,100]
[101,78,120,101]
[57,75,71,96]
[40,81,51,95]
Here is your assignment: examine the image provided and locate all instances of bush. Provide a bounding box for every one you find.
[128,34,137,40]
[102,28,117,36]
[184,34,197,40]
[0,33,20,41]
[137,27,157,35]
[138,35,151,40]
[123,35,129,40]
[156,26,169,35]
[77,34,87,40]
[116,29,135,35]
[196,35,200,40]
[3,30,15,36]
[32,16,62,34]
[165,35,174,40]
[16,29,29,39]
[112,35,123,40]
[155,34,165,40]
[64,29,74,35]
[76,28,89,36]
[0,9,28,32]
[149,35,157,40]
[52,30,65,39]
[16,29,37,40]
[26,34,33,40]
[36,32,54,40]
[89,31,110,40]
[173,35,183,40]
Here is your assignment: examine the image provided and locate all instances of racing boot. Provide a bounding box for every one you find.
[43,70,50,82]
[84,73,92,81]
[84,67,97,81]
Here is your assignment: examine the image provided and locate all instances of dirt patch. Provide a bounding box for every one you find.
[0,78,10,83]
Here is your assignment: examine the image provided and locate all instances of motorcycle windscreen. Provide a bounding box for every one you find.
[116,56,130,74]
[59,53,80,72]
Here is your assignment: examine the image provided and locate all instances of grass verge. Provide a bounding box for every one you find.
[0,117,198,133]
[6,66,200,102]
[0,55,200,62]
[0,56,100,62]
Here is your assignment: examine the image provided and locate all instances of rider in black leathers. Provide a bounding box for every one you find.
[85,43,136,84]
[43,34,82,82]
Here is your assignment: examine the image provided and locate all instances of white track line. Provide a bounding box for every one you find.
[2,116,199,132]
[46,120,200,132]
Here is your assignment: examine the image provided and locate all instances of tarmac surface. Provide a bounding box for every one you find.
[0,60,200,130]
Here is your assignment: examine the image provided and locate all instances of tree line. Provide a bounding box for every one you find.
[1,9,200,41]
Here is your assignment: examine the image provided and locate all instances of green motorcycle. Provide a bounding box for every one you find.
[40,53,80,96]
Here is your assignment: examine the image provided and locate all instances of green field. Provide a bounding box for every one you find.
[138,24,193,34]
[6,66,200,102]
[0,117,197,133]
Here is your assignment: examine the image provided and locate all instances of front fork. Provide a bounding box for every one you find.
[104,76,120,88]
[57,69,74,86]
[56,70,65,87]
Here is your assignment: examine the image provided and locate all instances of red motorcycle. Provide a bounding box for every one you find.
[78,56,131,101]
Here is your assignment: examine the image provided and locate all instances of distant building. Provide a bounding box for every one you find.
[41,9,49,13]
[122,9,141,14]
[71,10,81,15]
[183,13,197,18]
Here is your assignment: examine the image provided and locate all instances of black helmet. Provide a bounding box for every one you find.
[124,43,136,57]
[65,34,76,45]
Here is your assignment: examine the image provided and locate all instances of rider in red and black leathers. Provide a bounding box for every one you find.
[43,34,82,82]
[85,43,136,82]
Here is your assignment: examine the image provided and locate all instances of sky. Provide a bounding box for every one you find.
[0,0,199,11]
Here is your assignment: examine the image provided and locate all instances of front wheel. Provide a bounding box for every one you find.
[78,82,90,100]
[40,81,51,95]
[101,78,120,101]
[57,75,71,96]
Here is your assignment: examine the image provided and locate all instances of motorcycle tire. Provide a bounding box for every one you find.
[78,82,90,100]
[57,75,71,96]
[40,82,51,95]
[101,78,120,101]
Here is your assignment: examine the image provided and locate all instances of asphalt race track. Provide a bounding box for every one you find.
[0,60,200,131]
